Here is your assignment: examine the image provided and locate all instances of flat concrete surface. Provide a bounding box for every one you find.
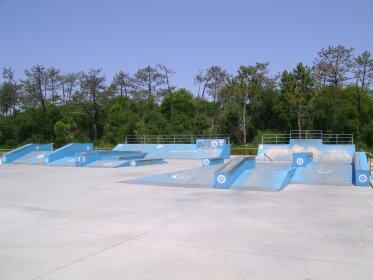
[0,160,373,280]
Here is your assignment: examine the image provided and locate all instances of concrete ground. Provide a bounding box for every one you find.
[0,160,373,280]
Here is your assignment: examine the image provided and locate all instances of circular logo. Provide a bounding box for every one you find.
[359,174,368,183]
[130,161,136,166]
[211,141,218,148]
[203,159,210,166]
[45,158,49,163]
[217,174,226,184]
[296,158,304,166]
[86,146,91,150]
[76,157,81,162]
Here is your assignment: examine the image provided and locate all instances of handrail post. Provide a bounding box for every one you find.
[276,135,278,144]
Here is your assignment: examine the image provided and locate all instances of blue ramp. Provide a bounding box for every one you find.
[12,151,53,165]
[231,162,296,191]
[292,162,353,185]
[2,144,53,164]
[45,143,93,166]
[126,166,218,188]
[75,150,148,167]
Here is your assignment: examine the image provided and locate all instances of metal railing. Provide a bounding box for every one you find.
[261,134,291,144]
[322,134,354,144]
[290,130,322,139]
[125,134,230,144]
[262,130,353,144]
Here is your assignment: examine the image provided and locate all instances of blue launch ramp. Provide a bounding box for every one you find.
[126,165,218,188]
[292,162,353,185]
[114,139,230,159]
[230,162,296,191]
[75,150,154,168]
[2,144,53,164]
[45,143,93,166]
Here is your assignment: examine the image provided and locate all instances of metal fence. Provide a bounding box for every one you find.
[231,147,258,155]
[125,134,231,144]
[262,130,353,145]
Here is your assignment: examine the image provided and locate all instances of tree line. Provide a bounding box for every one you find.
[0,45,372,149]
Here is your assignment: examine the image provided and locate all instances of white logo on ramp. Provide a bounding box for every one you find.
[172,174,186,180]
[86,146,91,150]
[130,161,136,166]
[217,175,226,184]
[359,174,368,183]
[296,158,304,166]
[156,145,164,149]
[211,141,218,148]
[37,154,44,159]
[203,159,210,166]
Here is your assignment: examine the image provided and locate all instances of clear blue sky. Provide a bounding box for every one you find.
[0,0,372,93]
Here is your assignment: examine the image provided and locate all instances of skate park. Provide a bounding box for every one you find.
[0,131,372,280]
[2,130,371,189]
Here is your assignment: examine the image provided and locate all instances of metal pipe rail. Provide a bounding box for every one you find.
[262,130,353,144]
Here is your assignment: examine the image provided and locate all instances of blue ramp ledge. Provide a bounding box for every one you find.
[202,158,225,167]
[353,152,371,186]
[2,144,53,164]
[75,150,147,167]
[45,143,93,165]
[292,152,313,167]
[214,157,256,189]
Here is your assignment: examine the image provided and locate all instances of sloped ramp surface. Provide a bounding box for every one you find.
[292,162,353,185]
[47,157,76,166]
[231,162,296,191]
[124,166,218,188]
[12,151,52,165]
[85,160,129,168]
